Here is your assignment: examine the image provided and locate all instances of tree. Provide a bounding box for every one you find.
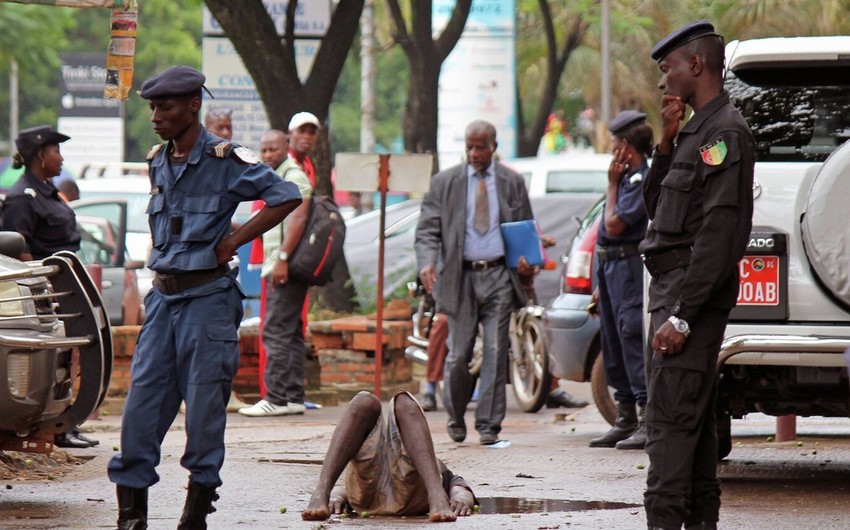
[203,0,364,197]
[386,0,471,161]
[515,0,589,157]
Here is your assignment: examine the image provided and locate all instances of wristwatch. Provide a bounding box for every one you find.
[278,250,289,262]
[668,315,691,337]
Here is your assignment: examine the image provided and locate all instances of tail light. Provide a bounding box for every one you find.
[563,217,601,294]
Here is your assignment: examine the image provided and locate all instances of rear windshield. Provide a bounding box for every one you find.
[546,170,607,193]
[727,64,850,162]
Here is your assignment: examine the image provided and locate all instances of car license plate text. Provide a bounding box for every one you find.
[737,256,779,306]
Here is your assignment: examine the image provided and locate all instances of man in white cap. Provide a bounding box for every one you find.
[287,111,320,186]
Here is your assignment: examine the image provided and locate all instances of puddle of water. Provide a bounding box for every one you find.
[476,496,640,514]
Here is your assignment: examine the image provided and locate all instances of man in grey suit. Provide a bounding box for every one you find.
[415,120,535,445]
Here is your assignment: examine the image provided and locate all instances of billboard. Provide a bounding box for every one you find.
[57,53,123,174]
[435,0,517,167]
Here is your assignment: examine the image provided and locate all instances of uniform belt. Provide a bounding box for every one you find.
[642,247,692,278]
[596,244,641,263]
[462,257,505,271]
[153,264,230,295]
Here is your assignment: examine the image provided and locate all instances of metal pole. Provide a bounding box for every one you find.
[600,0,611,126]
[374,154,390,397]
[359,0,377,212]
[10,59,19,151]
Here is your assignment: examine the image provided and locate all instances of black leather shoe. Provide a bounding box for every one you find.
[447,422,466,443]
[54,431,96,449]
[71,428,100,446]
[420,392,437,411]
[479,432,499,445]
[546,390,589,409]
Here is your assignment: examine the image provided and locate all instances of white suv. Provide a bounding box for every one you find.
[718,36,850,458]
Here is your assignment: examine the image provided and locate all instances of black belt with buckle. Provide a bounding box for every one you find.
[642,247,692,278]
[153,264,230,295]
[462,257,506,271]
[596,244,641,263]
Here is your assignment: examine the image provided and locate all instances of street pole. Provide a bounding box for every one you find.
[10,59,18,151]
[359,0,377,211]
[600,0,611,126]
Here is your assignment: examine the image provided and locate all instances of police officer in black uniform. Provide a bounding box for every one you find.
[588,111,651,450]
[3,125,80,261]
[640,21,755,530]
[106,66,302,530]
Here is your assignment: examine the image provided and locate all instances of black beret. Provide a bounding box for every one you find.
[138,65,206,100]
[608,110,647,136]
[15,125,70,158]
[651,19,720,61]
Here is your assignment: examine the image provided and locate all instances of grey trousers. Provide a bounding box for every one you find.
[443,265,513,436]
[262,278,310,405]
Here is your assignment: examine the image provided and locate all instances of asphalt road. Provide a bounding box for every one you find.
[3,382,850,529]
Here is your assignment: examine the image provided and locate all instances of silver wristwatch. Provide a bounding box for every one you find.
[278,250,289,262]
[668,315,690,337]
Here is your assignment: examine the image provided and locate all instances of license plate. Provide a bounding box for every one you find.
[737,255,779,306]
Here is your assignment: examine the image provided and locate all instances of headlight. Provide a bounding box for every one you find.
[8,353,30,398]
[0,281,24,317]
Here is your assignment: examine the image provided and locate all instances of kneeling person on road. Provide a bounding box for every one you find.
[302,391,477,522]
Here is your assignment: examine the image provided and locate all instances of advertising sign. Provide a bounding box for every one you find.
[434,0,516,167]
[57,53,123,174]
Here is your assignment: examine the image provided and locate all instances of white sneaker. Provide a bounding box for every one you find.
[286,402,306,415]
[238,400,290,417]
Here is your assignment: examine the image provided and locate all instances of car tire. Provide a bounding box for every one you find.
[590,350,617,426]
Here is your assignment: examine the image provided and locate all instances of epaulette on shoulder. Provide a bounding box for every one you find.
[146,143,165,161]
[212,141,232,158]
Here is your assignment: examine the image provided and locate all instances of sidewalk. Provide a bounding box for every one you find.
[4,381,850,529]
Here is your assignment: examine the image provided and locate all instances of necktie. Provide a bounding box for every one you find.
[473,171,489,235]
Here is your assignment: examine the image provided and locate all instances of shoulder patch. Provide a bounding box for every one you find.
[233,146,259,164]
[24,188,36,198]
[699,137,727,166]
[146,143,164,161]
[213,141,231,158]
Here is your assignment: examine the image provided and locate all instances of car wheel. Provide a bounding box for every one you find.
[509,313,552,413]
[590,349,617,426]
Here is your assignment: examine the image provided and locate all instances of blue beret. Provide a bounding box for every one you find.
[15,125,70,158]
[651,20,720,61]
[138,65,207,100]
[608,111,647,136]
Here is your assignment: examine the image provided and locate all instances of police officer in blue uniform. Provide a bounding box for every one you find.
[641,21,755,530]
[106,65,302,530]
[588,111,652,450]
[2,125,80,261]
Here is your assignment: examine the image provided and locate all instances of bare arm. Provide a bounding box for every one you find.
[269,196,312,286]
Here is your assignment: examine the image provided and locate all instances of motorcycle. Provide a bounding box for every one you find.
[404,281,552,413]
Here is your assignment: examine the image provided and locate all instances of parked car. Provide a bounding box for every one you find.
[0,235,111,453]
[543,198,616,425]
[502,153,611,197]
[344,194,602,311]
[716,36,850,459]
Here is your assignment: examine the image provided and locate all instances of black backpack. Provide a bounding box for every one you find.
[288,195,346,286]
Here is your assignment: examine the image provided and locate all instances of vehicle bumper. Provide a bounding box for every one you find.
[544,292,599,381]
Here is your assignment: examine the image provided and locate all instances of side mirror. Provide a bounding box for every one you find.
[124,259,146,271]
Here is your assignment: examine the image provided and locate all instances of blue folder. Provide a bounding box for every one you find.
[500,219,545,268]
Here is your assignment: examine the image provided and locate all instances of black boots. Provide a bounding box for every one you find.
[589,401,638,447]
[177,481,220,530]
[616,404,647,450]
[116,485,148,530]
